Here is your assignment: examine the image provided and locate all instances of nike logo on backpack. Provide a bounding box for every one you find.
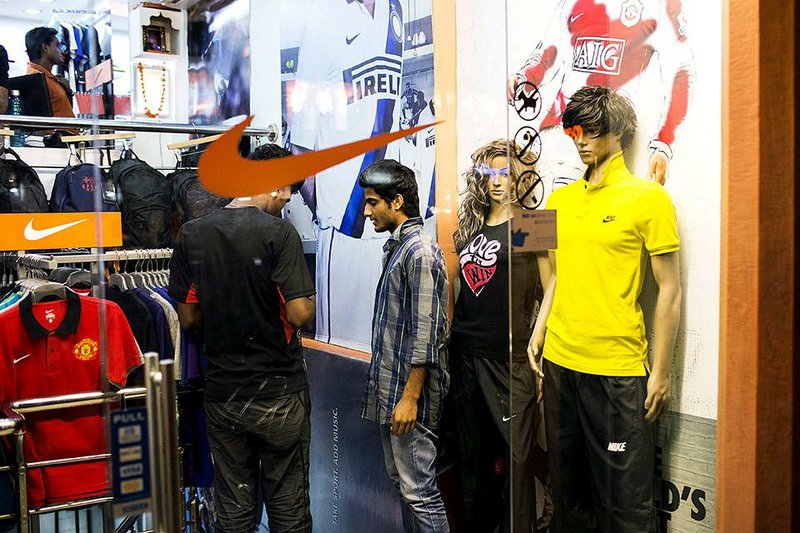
[24,218,88,241]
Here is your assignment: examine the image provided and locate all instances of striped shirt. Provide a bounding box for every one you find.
[361,218,449,428]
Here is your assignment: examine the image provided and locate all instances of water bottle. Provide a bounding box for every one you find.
[9,90,25,147]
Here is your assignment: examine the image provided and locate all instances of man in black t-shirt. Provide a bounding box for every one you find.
[169,144,316,533]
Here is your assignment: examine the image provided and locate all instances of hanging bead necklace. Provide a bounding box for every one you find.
[138,62,167,118]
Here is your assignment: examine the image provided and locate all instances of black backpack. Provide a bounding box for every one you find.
[110,155,173,248]
[0,150,49,213]
[170,168,231,230]
[50,163,119,212]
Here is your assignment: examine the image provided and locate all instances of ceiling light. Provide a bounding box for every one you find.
[24,8,42,14]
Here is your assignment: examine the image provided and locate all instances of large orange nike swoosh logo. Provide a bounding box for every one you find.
[198,116,441,197]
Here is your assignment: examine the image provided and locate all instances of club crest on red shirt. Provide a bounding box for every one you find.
[621,0,644,27]
[73,338,99,361]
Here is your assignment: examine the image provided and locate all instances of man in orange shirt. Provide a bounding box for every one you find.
[24,27,74,118]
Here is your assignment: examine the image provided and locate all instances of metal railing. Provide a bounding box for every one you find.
[0,115,278,142]
[0,354,185,533]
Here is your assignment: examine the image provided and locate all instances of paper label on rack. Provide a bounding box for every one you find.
[0,213,122,251]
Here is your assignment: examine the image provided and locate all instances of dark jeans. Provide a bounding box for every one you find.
[543,359,655,533]
[205,390,312,533]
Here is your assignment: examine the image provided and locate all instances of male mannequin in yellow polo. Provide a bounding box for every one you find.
[528,86,682,533]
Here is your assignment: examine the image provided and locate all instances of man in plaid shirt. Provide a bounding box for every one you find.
[359,159,450,533]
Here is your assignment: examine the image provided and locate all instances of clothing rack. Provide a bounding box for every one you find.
[51,8,103,15]
[2,163,196,172]
[0,413,22,523]
[1,360,183,533]
[7,252,203,531]
[0,115,279,142]
[1,389,145,531]
[16,249,173,302]
[17,249,173,273]
[49,9,111,29]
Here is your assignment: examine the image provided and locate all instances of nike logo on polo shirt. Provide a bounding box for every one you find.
[602,215,616,223]
[346,33,361,45]
[198,116,440,197]
[13,354,32,365]
[24,218,88,241]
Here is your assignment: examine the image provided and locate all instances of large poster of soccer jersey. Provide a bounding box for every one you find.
[187,0,251,124]
[501,1,721,531]
[280,0,437,352]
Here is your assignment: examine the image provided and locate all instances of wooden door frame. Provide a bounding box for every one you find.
[718,0,796,531]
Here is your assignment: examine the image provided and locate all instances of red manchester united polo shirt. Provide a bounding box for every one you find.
[0,291,142,507]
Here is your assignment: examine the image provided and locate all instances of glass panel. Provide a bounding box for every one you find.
[2,2,119,531]
[1,1,723,531]
[505,1,722,532]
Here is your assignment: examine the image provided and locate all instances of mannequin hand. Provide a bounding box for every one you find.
[647,152,669,184]
[644,371,671,422]
[527,331,545,403]
[526,331,545,378]
[391,396,418,436]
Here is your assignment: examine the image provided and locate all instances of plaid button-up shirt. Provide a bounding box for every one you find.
[361,218,450,429]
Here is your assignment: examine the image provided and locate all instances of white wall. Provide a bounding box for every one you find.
[249,0,282,131]
[2,18,37,78]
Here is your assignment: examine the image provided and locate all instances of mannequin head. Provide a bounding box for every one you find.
[454,139,529,252]
[562,86,636,167]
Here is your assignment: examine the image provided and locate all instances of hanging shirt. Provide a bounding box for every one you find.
[0,291,22,312]
[154,287,203,384]
[0,291,142,507]
[105,286,159,355]
[148,289,182,375]
[450,220,542,361]
[129,288,174,361]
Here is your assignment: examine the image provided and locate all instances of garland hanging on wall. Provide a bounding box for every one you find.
[138,62,167,118]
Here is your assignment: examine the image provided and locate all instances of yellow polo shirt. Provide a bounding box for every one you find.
[543,151,679,376]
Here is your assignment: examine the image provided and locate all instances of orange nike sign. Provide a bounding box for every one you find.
[0,213,122,251]
[198,116,441,197]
